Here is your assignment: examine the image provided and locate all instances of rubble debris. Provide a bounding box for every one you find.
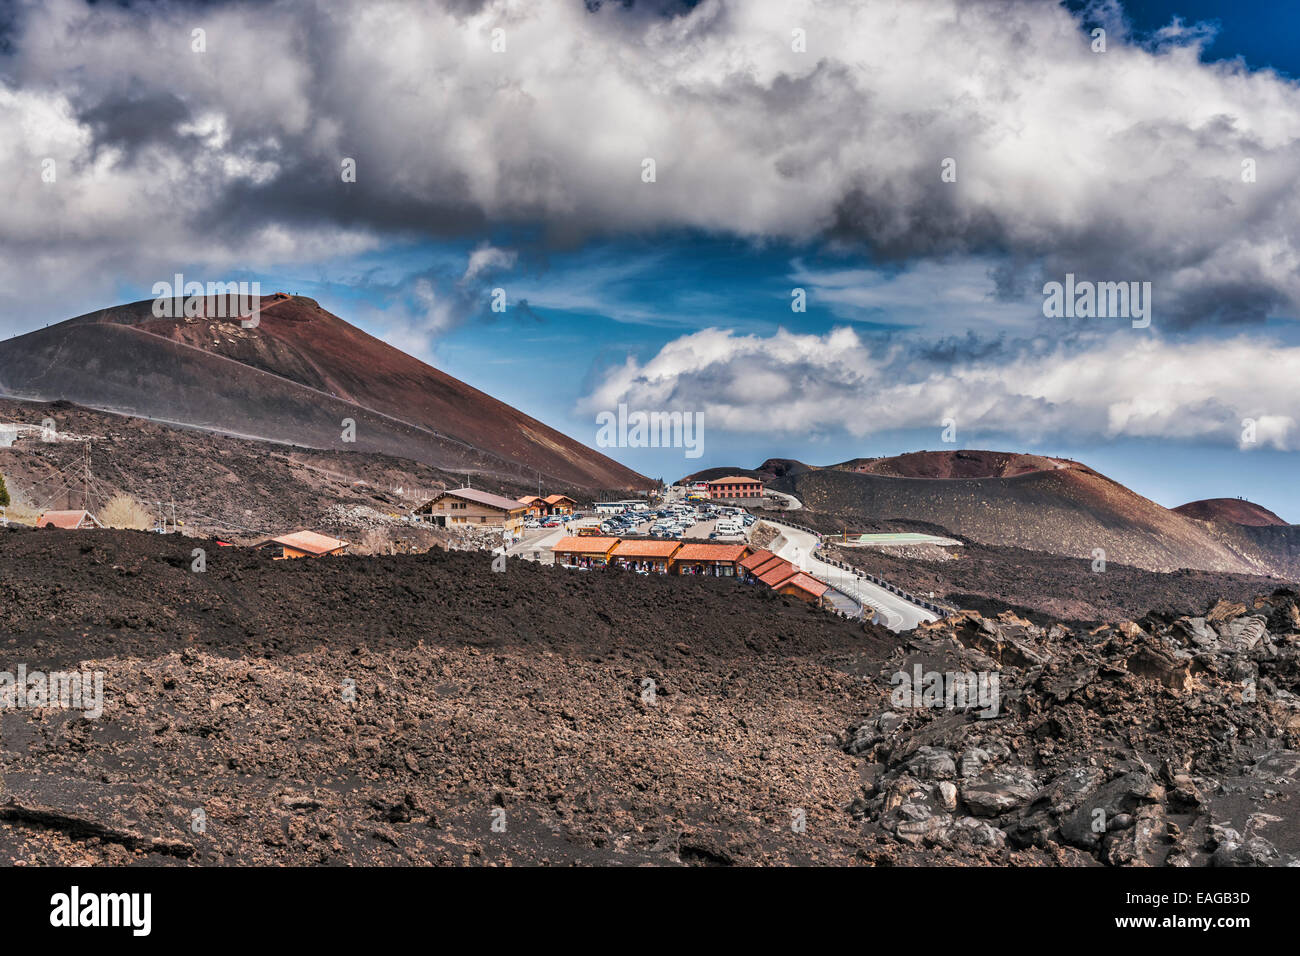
[847,591,1300,865]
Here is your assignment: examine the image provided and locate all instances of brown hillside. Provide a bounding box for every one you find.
[1173,497,1289,527]
[0,295,646,490]
[771,463,1289,576]
[838,449,1084,479]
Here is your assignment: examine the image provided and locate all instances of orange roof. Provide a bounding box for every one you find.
[739,549,775,571]
[36,510,101,529]
[612,539,681,559]
[271,530,349,554]
[553,535,619,554]
[544,494,576,505]
[750,555,788,577]
[517,495,543,505]
[707,475,763,485]
[777,572,829,598]
[758,561,798,587]
[672,543,750,562]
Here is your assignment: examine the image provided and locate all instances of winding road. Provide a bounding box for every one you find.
[767,522,938,631]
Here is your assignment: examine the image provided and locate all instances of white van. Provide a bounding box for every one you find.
[715,519,743,536]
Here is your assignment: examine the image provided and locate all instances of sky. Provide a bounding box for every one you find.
[2,0,1300,516]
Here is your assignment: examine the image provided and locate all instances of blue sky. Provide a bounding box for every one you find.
[263,228,1300,517]
[4,0,1300,517]
[1088,0,1300,77]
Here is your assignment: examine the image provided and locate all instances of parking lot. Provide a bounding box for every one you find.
[505,501,754,565]
[589,504,753,542]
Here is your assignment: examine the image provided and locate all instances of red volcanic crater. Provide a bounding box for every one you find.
[1173,497,1289,527]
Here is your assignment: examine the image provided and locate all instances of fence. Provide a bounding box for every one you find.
[749,512,957,618]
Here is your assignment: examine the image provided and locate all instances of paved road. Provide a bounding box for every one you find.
[768,523,937,632]
[507,521,582,564]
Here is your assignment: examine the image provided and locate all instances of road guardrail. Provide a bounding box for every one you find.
[749,511,957,617]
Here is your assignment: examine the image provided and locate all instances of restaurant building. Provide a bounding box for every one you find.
[417,488,528,532]
[610,539,680,573]
[552,535,619,569]
[671,543,751,576]
[705,475,764,499]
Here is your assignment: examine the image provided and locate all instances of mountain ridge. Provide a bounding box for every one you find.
[0,294,647,490]
[685,450,1296,577]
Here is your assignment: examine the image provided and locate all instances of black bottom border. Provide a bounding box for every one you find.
[2,864,1285,942]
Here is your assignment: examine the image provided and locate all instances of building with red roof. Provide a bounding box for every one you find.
[516,495,546,517]
[259,530,349,559]
[757,560,798,588]
[671,542,751,576]
[705,475,764,499]
[774,571,830,604]
[611,539,681,573]
[552,535,619,568]
[738,549,776,580]
[749,554,789,579]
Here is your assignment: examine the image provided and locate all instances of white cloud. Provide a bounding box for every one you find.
[580,325,1300,450]
[0,0,1298,329]
[462,243,517,282]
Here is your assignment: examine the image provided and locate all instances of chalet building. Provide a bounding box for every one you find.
[417,488,527,532]
[737,549,830,606]
[259,530,349,560]
[517,495,546,517]
[36,510,103,530]
[738,549,778,582]
[610,539,680,573]
[671,543,751,576]
[552,535,619,569]
[516,493,578,517]
[706,475,764,499]
[756,559,797,588]
[543,494,577,515]
[749,553,789,578]
[774,571,830,605]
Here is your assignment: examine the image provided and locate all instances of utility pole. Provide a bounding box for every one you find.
[82,443,92,512]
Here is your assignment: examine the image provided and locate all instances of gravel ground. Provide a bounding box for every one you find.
[4,527,1296,867]
[0,527,897,865]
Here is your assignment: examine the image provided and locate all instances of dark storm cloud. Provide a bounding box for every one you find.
[1,0,1298,331]
[78,91,194,158]
[910,330,1011,366]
